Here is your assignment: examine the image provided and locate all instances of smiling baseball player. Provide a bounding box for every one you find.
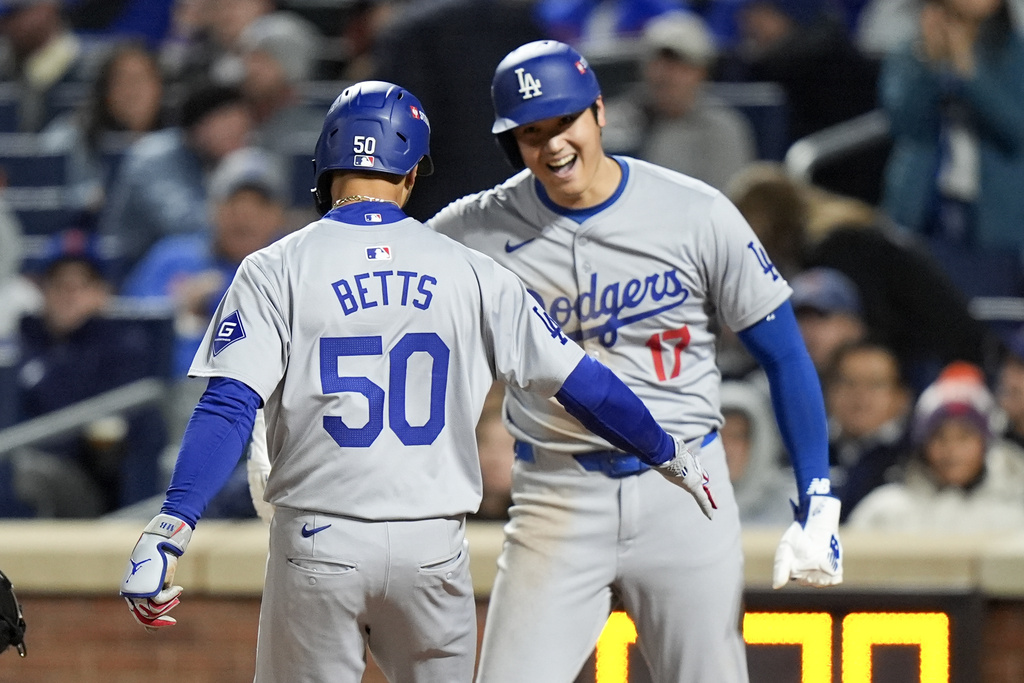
[118,80,715,683]
[428,40,844,682]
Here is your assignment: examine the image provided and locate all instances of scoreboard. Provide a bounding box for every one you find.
[578,591,983,683]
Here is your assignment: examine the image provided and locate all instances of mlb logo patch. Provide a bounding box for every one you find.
[354,155,375,168]
[212,310,246,356]
[365,213,382,223]
[574,58,588,74]
[366,246,392,261]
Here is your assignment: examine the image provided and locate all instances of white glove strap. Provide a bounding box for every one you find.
[142,514,193,554]
[121,514,191,598]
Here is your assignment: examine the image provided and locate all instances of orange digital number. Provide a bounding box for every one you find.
[593,611,950,683]
[842,612,949,683]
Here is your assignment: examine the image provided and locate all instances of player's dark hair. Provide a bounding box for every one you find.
[824,339,906,392]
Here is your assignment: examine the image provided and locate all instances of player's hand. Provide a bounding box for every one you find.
[772,495,843,589]
[246,409,275,524]
[120,513,193,632]
[657,438,717,520]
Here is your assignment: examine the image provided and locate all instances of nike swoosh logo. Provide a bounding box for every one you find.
[301,523,332,538]
[504,238,536,253]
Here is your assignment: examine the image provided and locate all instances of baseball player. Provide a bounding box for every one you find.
[118,80,716,683]
[427,41,844,683]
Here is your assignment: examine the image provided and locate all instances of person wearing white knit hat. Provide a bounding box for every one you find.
[848,362,1024,532]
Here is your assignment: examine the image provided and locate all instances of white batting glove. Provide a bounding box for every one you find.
[657,437,717,520]
[246,409,275,524]
[772,495,843,589]
[120,513,192,631]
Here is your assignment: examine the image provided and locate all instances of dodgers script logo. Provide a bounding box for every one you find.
[532,270,689,347]
[212,310,246,356]
[515,67,542,99]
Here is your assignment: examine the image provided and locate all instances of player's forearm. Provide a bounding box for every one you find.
[161,377,261,527]
[554,355,674,465]
[737,301,831,504]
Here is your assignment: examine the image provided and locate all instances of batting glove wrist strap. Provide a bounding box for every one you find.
[772,495,843,589]
[656,437,718,520]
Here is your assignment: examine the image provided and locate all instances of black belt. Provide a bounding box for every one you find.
[514,431,718,479]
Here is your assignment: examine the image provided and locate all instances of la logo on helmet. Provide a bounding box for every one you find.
[515,68,542,99]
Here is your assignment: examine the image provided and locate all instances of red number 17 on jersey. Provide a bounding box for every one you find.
[645,326,690,381]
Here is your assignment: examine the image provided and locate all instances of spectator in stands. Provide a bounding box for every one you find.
[720,379,796,526]
[238,12,324,186]
[121,146,287,377]
[371,0,545,220]
[42,41,167,214]
[721,0,879,144]
[790,267,867,375]
[164,0,276,85]
[997,326,1024,450]
[0,0,92,132]
[728,162,990,390]
[99,81,252,282]
[880,0,1024,261]
[848,361,1024,531]
[603,11,755,190]
[0,229,167,518]
[825,340,913,521]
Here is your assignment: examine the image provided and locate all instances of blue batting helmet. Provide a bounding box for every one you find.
[490,40,601,169]
[312,80,433,215]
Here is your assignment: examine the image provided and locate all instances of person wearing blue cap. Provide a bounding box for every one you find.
[790,266,867,374]
[0,228,167,518]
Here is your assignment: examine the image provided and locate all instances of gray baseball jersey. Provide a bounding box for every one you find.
[428,157,791,450]
[190,211,585,521]
[428,156,789,683]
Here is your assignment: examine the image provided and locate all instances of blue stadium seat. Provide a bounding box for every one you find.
[0,133,69,236]
[0,83,21,133]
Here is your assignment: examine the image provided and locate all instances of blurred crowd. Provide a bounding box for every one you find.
[0,0,1023,531]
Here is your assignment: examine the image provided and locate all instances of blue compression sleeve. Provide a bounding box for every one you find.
[555,355,675,465]
[737,300,831,505]
[161,377,261,527]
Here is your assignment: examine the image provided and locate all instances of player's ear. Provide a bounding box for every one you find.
[398,166,418,207]
[593,96,606,129]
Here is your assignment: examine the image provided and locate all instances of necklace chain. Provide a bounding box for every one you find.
[332,195,399,209]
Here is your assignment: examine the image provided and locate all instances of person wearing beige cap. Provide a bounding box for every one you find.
[848,362,1024,532]
[603,11,755,190]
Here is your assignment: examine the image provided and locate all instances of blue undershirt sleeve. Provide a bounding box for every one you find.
[555,355,675,465]
[161,376,261,527]
[737,300,831,507]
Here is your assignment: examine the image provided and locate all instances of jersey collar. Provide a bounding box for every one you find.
[534,156,629,224]
[323,201,407,225]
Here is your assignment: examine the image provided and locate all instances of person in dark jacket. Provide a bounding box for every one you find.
[0,230,167,518]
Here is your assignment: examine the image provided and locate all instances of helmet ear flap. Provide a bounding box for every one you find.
[495,132,525,171]
[313,173,333,216]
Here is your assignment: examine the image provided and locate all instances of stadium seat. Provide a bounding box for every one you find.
[0,133,68,236]
[0,83,21,133]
